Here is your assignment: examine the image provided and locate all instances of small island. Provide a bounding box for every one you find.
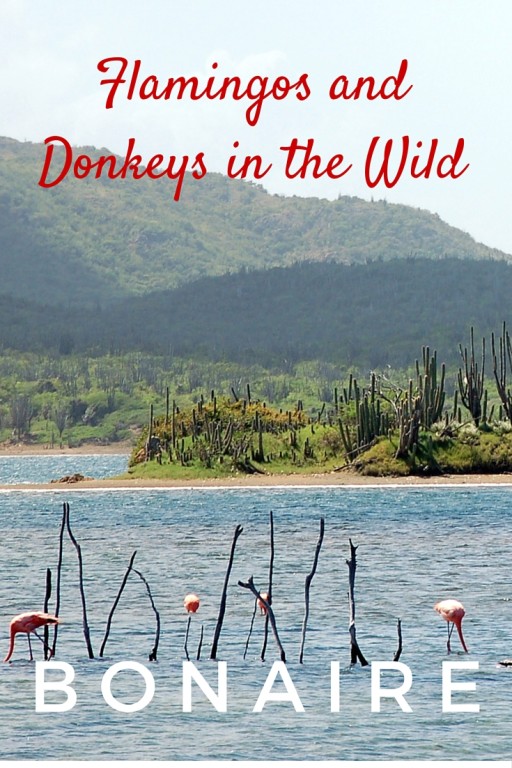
[127,326,512,481]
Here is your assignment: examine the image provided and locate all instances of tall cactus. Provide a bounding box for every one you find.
[338,373,390,462]
[491,322,512,422]
[416,347,446,428]
[458,327,486,426]
[395,380,422,459]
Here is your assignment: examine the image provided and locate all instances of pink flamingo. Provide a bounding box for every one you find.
[184,593,200,613]
[4,612,60,662]
[183,594,200,661]
[434,599,468,653]
[257,591,269,615]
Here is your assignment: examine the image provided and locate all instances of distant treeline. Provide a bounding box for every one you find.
[1,258,511,368]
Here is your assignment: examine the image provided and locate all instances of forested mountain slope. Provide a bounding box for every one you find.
[0,136,508,306]
[1,258,510,368]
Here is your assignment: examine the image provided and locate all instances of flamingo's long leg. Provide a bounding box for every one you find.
[447,622,454,654]
[27,633,33,661]
[32,629,54,658]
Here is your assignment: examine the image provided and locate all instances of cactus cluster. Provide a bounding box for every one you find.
[133,389,314,472]
[394,381,422,459]
[457,328,486,426]
[338,373,390,461]
[491,322,512,423]
[416,347,446,429]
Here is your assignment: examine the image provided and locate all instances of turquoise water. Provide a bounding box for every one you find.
[0,461,511,760]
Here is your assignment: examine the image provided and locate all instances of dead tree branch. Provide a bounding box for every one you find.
[393,618,403,662]
[210,524,244,660]
[243,599,258,660]
[184,615,191,661]
[65,502,94,659]
[99,550,137,657]
[133,568,161,662]
[299,517,325,664]
[196,625,204,661]
[239,577,286,662]
[51,502,67,657]
[346,538,368,666]
[261,509,274,662]
[43,567,52,660]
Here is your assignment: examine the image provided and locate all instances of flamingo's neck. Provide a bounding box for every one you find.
[455,620,469,653]
[3,626,16,662]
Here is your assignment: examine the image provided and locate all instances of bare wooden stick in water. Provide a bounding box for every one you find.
[243,599,258,660]
[239,577,286,663]
[196,625,204,661]
[393,618,403,662]
[99,550,137,657]
[43,567,52,660]
[347,538,368,666]
[184,615,191,661]
[210,524,244,660]
[261,510,274,662]
[133,568,161,662]
[51,502,67,657]
[299,517,325,664]
[65,502,95,659]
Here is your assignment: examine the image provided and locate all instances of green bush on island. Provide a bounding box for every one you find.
[353,428,512,477]
[127,394,347,479]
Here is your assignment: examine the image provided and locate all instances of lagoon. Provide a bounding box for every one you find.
[0,456,511,760]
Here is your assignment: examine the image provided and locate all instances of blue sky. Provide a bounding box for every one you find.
[2,0,511,254]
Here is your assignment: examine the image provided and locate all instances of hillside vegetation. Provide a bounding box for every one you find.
[1,258,511,369]
[3,135,512,479]
[0,136,508,306]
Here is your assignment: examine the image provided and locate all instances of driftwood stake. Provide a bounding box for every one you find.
[99,550,137,657]
[43,567,52,660]
[346,538,368,666]
[243,599,258,660]
[261,509,274,662]
[393,618,403,662]
[133,568,161,662]
[184,616,191,661]
[210,524,244,660]
[196,625,204,661]
[299,517,325,664]
[239,577,286,662]
[65,502,95,659]
[51,502,67,657]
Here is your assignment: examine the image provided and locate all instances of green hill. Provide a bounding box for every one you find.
[0,136,509,306]
[1,258,511,369]
[79,258,512,368]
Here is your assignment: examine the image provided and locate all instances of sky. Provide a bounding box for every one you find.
[2,0,511,254]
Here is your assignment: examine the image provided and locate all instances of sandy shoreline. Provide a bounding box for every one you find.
[1,471,512,491]
[0,440,133,456]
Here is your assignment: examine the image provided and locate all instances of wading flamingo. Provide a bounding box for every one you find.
[257,591,269,615]
[3,611,60,662]
[434,599,468,653]
[184,593,200,613]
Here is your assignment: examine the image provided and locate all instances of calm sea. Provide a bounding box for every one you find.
[0,455,511,760]
[0,453,129,485]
